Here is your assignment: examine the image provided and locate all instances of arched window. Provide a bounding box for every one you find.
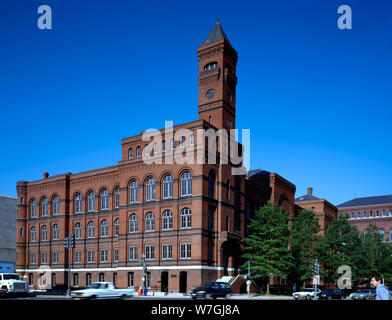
[180,136,185,148]
[100,220,108,237]
[52,195,59,215]
[181,171,192,196]
[171,139,175,150]
[30,226,36,242]
[190,134,194,146]
[208,171,215,199]
[129,214,138,233]
[204,62,217,71]
[180,208,192,229]
[162,175,173,199]
[390,230,392,242]
[145,212,155,232]
[144,145,149,156]
[30,200,37,218]
[114,187,120,209]
[75,193,82,214]
[20,227,24,238]
[100,189,109,210]
[41,225,47,241]
[378,229,385,242]
[162,210,173,231]
[128,148,133,159]
[87,222,95,238]
[146,178,156,201]
[52,224,59,240]
[153,143,157,154]
[130,181,139,203]
[75,222,82,239]
[162,140,166,152]
[136,146,141,157]
[41,198,48,217]
[114,219,119,236]
[88,192,95,212]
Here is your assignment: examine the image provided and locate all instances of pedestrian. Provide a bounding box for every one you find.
[370,275,391,300]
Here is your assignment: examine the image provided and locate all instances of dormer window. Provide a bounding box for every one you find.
[204,62,217,71]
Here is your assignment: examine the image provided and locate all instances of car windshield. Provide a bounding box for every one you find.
[88,283,105,289]
[3,274,20,280]
[303,288,315,292]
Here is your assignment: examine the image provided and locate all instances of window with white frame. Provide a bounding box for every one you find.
[180,243,191,259]
[88,192,95,212]
[129,214,138,233]
[130,181,139,203]
[75,193,82,214]
[113,248,119,263]
[370,211,373,217]
[52,224,59,240]
[144,145,149,156]
[153,143,157,154]
[136,146,141,157]
[180,208,192,229]
[363,211,367,218]
[52,251,58,264]
[162,244,172,260]
[30,252,36,264]
[30,200,37,218]
[162,175,173,199]
[73,273,79,287]
[100,220,108,237]
[100,249,108,263]
[53,195,59,215]
[87,250,94,263]
[382,210,386,217]
[357,212,360,219]
[41,225,47,242]
[114,187,120,208]
[390,210,392,216]
[41,198,48,217]
[114,219,119,237]
[376,211,380,217]
[162,140,166,152]
[129,246,138,261]
[162,210,173,230]
[128,148,133,159]
[190,134,194,146]
[75,222,82,239]
[41,252,47,265]
[101,189,109,210]
[146,272,151,287]
[181,171,192,196]
[351,212,354,219]
[180,136,185,148]
[145,245,154,260]
[145,212,155,232]
[146,178,156,201]
[30,226,36,242]
[74,251,81,264]
[87,221,95,238]
[378,229,385,242]
[171,139,175,150]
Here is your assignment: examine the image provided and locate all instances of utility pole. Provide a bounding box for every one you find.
[64,232,75,297]
[139,254,147,296]
[312,259,320,300]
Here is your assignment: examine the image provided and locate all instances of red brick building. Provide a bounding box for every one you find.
[337,195,392,242]
[295,187,338,235]
[15,22,297,293]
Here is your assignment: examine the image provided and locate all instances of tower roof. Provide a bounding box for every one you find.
[202,20,231,46]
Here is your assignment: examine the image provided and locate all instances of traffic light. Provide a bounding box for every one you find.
[64,237,69,248]
[70,233,75,248]
[143,264,148,274]
[312,263,320,275]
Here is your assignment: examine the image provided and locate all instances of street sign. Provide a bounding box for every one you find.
[246,280,252,286]
[313,275,320,285]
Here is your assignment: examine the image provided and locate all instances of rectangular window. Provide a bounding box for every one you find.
[208,210,214,231]
[87,250,94,263]
[115,191,120,208]
[73,273,79,287]
[363,211,367,218]
[30,252,36,264]
[99,273,105,282]
[162,244,172,260]
[145,245,154,260]
[52,252,58,264]
[357,212,360,219]
[382,210,386,217]
[370,211,373,217]
[351,212,354,219]
[180,243,191,259]
[74,251,81,264]
[376,211,380,217]
[129,246,138,261]
[162,141,166,152]
[86,273,91,286]
[41,252,47,265]
[100,250,108,263]
[51,274,56,287]
[389,210,392,216]
[208,243,213,261]
[128,272,134,287]
[113,248,119,263]
[146,272,151,287]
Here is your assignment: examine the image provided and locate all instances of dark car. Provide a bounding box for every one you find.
[350,289,376,300]
[319,289,346,300]
[189,282,232,299]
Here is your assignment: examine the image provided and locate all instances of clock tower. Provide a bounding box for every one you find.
[197,21,238,131]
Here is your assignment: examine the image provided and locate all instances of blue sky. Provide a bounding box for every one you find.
[0,0,391,205]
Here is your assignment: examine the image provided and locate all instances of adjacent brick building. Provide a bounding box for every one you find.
[337,195,392,242]
[15,22,297,292]
[295,187,338,235]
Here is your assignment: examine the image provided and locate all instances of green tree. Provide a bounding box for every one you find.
[241,201,294,295]
[290,209,321,288]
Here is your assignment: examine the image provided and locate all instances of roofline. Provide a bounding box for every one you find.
[337,202,392,210]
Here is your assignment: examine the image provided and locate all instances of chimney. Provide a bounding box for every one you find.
[43,172,49,179]
[307,187,313,195]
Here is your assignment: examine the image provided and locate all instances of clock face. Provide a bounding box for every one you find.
[206,89,215,99]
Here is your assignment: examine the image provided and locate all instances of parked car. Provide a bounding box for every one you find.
[349,289,376,300]
[319,289,346,300]
[70,282,135,300]
[292,288,321,300]
[0,288,7,298]
[189,282,232,299]
[0,273,30,296]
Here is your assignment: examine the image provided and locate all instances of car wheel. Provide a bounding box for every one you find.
[225,294,231,299]
[340,296,344,300]
[327,296,332,300]
[89,295,97,300]
[120,294,127,300]
[306,295,311,300]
